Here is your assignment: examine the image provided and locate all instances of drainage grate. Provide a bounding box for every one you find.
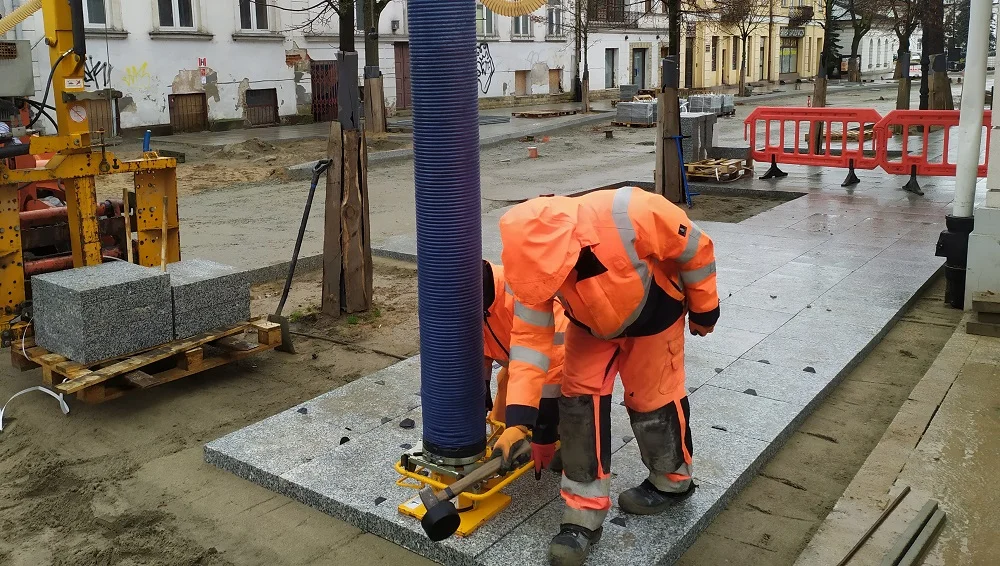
[0,42,18,60]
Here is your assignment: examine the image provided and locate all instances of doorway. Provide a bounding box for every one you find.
[394,42,411,110]
[168,93,208,133]
[310,60,339,123]
[245,88,279,126]
[632,47,647,88]
[605,48,618,88]
[685,37,694,87]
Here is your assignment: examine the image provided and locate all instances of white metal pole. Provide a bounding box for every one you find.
[953,0,994,217]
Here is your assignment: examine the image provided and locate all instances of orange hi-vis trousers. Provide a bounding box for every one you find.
[557,317,694,531]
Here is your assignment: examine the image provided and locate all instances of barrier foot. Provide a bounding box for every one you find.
[901,165,924,196]
[841,160,861,187]
[759,156,787,180]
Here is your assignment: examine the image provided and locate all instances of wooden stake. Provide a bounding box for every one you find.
[159,195,168,271]
[322,121,344,316]
[122,187,134,263]
[341,130,367,313]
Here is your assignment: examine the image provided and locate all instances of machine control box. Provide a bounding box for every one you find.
[0,40,36,98]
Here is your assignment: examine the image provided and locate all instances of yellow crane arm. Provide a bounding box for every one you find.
[480,0,547,16]
[0,0,42,36]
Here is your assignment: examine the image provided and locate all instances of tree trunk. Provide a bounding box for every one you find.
[667,0,680,58]
[573,4,582,101]
[582,27,591,112]
[739,34,748,96]
[363,1,387,135]
[850,34,863,82]
[768,5,775,83]
[921,0,945,109]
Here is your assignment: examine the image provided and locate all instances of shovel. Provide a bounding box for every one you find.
[270,159,332,353]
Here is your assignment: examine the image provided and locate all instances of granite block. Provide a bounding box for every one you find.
[33,262,173,363]
[741,333,861,377]
[684,346,739,391]
[688,385,800,444]
[695,325,768,358]
[716,303,795,334]
[707,359,832,407]
[167,259,251,338]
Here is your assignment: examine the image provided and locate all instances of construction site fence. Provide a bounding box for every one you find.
[744,107,992,189]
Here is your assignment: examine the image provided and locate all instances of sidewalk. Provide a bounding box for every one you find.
[797,316,1000,565]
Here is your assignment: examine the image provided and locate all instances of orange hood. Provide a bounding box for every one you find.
[499,196,583,305]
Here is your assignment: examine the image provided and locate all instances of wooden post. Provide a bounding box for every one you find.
[363,76,388,137]
[654,57,683,203]
[340,130,368,313]
[322,122,344,316]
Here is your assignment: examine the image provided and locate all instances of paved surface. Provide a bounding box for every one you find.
[797,316,1000,565]
[204,159,986,564]
[153,101,614,149]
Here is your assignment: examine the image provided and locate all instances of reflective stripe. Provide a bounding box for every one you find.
[541,383,562,398]
[649,463,694,493]
[606,187,653,339]
[509,345,551,372]
[553,331,565,346]
[563,505,610,531]
[678,223,703,264]
[680,261,717,285]
[514,301,555,327]
[561,476,611,499]
[504,283,514,296]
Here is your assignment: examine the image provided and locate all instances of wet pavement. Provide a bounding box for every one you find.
[798,317,1000,565]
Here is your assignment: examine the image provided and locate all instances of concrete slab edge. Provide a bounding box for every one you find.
[238,253,323,286]
[285,112,613,180]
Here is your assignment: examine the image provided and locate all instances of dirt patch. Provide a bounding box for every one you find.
[94,135,410,200]
[685,193,792,224]
[677,276,963,566]
[0,258,428,566]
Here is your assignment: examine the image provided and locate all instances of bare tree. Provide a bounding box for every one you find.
[888,0,921,112]
[715,0,773,96]
[836,0,891,82]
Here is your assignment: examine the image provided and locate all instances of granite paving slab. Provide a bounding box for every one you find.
[208,167,970,565]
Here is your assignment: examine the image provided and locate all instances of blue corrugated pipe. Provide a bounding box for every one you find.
[411,0,486,460]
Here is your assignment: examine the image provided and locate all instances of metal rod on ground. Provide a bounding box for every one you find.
[159,195,168,271]
[835,486,910,566]
[880,500,938,566]
[897,508,946,566]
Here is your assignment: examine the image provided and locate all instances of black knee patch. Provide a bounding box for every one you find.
[558,396,599,483]
[627,402,686,476]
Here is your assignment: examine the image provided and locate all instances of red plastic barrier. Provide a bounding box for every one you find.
[744,107,883,170]
[873,110,992,177]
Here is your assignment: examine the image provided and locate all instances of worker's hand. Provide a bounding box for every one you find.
[492,425,530,473]
[689,321,715,337]
[531,442,557,480]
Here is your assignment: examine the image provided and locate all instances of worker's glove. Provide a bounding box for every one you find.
[689,321,714,337]
[492,425,531,474]
[532,442,557,480]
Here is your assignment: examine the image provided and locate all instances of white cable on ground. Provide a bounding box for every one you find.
[0,386,69,432]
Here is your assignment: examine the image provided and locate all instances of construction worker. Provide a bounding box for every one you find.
[490,186,719,566]
[483,260,567,478]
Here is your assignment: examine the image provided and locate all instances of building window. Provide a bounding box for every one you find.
[239,0,268,30]
[780,37,798,74]
[356,0,365,31]
[513,15,531,38]
[868,38,874,68]
[732,36,739,70]
[547,0,564,37]
[84,0,108,26]
[158,0,195,29]
[476,3,496,37]
[711,36,718,71]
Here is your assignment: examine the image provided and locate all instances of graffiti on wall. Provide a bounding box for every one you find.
[476,43,495,94]
[122,63,153,90]
[84,57,112,89]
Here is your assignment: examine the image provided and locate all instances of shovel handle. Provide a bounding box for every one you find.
[431,442,531,504]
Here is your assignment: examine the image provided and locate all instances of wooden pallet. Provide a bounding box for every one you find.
[611,121,657,128]
[685,158,748,182]
[511,109,579,118]
[12,319,283,403]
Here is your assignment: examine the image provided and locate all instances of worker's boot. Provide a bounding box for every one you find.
[620,402,696,515]
[618,479,696,515]
[548,524,603,566]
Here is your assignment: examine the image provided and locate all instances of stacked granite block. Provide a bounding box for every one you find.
[167,259,250,339]
[33,262,173,363]
[680,112,717,162]
[619,84,639,101]
[721,93,735,114]
[615,101,656,125]
[687,94,723,115]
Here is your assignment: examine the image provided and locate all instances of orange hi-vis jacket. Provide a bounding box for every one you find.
[484,262,567,398]
[498,186,720,428]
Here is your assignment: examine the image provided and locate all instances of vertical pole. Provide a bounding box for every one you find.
[953,0,992,218]
[655,57,682,203]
